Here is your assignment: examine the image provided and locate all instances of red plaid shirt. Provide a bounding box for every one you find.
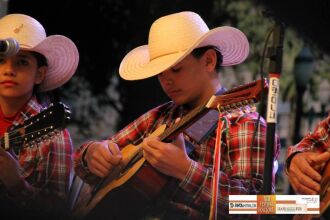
[74,101,280,219]
[0,96,73,217]
[287,113,330,158]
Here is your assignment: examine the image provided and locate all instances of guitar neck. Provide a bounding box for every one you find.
[0,102,71,152]
[158,78,267,142]
[158,104,209,142]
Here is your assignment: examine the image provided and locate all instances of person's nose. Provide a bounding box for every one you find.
[158,71,173,85]
[1,60,16,77]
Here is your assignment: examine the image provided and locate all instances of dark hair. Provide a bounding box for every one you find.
[191,46,223,72]
[30,51,48,67]
[29,51,60,104]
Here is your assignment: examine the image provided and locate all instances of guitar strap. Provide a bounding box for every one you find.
[146,110,221,219]
[149,111,222,220]
[184,87,227,150]
[184,109,219,148]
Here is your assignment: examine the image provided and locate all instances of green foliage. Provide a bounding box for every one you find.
[213,0,329,103]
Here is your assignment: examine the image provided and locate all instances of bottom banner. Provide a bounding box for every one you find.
[229,195,319,214]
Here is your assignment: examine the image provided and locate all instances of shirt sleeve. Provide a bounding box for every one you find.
[286,113,330,167]
[7,129,73,217]
[73,141,101,185]
[73,107,162,186]
[285,114,330,172]
[179,113,280,218]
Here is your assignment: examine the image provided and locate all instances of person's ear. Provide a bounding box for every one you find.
[34,66,47,85]
[204,49,217,71]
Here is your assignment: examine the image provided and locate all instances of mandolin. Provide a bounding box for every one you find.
[72,79,268,219]
[0,102,71,152]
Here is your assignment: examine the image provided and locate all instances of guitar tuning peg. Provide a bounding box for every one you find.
[28,141,35,148]
[48,131,54,137]
[231,111,238,118]
[224,105,231,111]
[52,130,60,137]
[242,106,249,113]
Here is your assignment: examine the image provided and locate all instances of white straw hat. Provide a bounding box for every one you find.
[0,13,79,92]
[119,11,249,80]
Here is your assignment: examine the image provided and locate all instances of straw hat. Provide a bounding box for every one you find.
[0,13,79,92]
[119,11,249,80]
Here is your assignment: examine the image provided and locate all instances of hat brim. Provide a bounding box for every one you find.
[119,26,249,80]
[26,35,79,92]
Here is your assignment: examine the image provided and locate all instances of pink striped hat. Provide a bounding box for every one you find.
[0,13,79,92]
[119,11,249,80]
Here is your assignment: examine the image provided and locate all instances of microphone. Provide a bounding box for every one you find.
[0,38,20,56]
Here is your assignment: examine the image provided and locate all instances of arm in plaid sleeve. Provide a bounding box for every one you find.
[179,113,280,218]
[287,113,330,159]
[7,129,73,217]
[73,104,169,186]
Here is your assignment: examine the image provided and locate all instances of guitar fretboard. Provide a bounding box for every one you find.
[159,103,208,142]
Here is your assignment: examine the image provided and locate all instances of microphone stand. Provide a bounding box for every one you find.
[262,23,285,195]
[259,21,284,220]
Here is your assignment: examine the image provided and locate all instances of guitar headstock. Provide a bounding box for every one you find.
[206,78,268,112]
[7,102,71,151]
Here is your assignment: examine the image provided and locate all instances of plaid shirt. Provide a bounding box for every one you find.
[287,113,330,159]
[74,101,280,219]
[0,96,73,218]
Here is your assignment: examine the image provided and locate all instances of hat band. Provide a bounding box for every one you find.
[150,49,186,61]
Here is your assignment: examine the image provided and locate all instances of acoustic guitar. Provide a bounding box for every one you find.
[0,102,71,218]
[72,79,268,219]
[0,102,71,152]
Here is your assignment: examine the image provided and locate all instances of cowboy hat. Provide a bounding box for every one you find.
[0,13,79,92]
[119,11,249,81]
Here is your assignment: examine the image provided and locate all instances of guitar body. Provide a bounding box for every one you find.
[72,125,170,219]
[71,79,268,219]
[79,165,170,220]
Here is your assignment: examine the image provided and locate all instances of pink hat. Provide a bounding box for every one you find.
[0,13,79,92]
[119,11,249,80]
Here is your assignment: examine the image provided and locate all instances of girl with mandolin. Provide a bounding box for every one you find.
[0,14,79,219]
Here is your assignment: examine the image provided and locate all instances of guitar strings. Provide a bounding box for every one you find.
[4,126,59,144]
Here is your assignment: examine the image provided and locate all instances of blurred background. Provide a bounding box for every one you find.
[1,0,329,207]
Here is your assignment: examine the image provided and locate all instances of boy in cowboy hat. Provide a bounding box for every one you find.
[74,11,279,219]
[0,14,79,219]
